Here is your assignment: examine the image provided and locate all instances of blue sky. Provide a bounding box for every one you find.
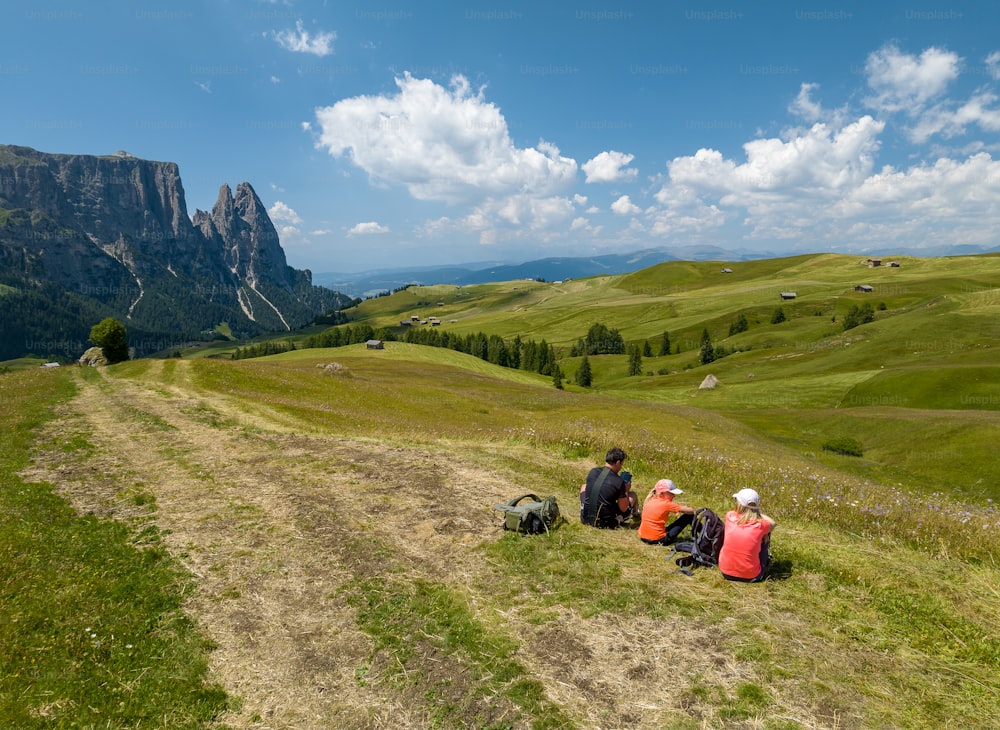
[3,1,1000,273]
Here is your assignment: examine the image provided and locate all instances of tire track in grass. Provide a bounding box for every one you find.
[23,364,558,728]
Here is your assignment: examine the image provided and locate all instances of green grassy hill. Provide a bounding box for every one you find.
[2,253,998,728]
[302,253,1000,503]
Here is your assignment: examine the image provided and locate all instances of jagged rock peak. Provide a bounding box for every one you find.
[233,182,266,218]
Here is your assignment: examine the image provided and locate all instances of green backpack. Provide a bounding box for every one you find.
[493,493,561,535]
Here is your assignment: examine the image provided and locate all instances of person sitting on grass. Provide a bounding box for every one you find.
[637,479,695,545]
[580,447,637,528]
[718,488,775,583]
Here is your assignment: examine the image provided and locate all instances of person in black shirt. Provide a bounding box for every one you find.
[580,447,637,528]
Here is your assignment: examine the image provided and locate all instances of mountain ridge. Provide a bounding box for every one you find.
[314,243,999,298]
[0,145,352,360]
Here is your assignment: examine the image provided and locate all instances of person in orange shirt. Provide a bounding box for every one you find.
[638,479,695,545]
[718,488,775,583]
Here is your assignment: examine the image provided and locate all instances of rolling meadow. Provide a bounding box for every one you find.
[2,253,999,729]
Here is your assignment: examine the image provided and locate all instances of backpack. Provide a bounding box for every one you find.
[493,494,561,535]
[671,507,725,574]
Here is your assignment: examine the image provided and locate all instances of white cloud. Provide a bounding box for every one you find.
[277,225,303,246]
[649,104,1000,252]
[347,221,390,236]
[652,117,885,239]
[909,92,1000,143]
[788,83,848,126]
[987,51,1000,80]
[864,44,959,113]
[582,150,637,183]
[274,20,336,57]
[861,45,1000,144]
[313,73,578,206]
[789,83,824,122]
[268,201,302,225]
[610,195,641,215]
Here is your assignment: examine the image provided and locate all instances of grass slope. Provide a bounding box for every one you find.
[2,349,998,728]
[4,252,999,728]
[277,253,1000,504]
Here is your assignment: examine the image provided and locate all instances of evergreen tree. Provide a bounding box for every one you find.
[658,330,671,356]
[642,340,653,357]
[520,340,539,371]
[628,344,642,376]
[729,313,749,336]
[509,335,522,369]
[552,364,564,390]
[575,355,592,387]
[771,307,786,324]
[89,317,129,363]
[583,323,625,354]
[699,328,715,365]
[486,334,508,366]
[537,340,554,375]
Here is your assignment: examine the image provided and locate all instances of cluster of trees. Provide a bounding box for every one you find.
[728,313,749,336]
[400,326,558,375]
[291,322,561,379]
[302,324,389,348]
[842,303,876,331]
[570,323,625,356]
[310,308,352,326]
[232,340,297,359]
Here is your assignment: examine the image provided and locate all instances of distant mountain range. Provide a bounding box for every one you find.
[0,145,353,361]
[314,243,999,298]
[313,246,756,297]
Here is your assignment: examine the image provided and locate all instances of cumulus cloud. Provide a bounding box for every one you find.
[909,92,1000,143]
[582,150,638,183]
[864,44,959,113]
[649,117,886,241]
[861,44,1000,143]
[649,103,1000,252]
[268,201,303,225]
[313,73,578,205]
[610,195,641,215]
[274,20,336,56]
[347,221,390,236]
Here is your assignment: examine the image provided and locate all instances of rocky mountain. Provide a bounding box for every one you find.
[0,145,353,361]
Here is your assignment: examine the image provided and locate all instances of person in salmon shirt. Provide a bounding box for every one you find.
[718,488,775,583]
[637,479,695,545]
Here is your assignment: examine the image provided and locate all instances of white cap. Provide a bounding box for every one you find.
[654,479,683,495]
[733,488,760,508]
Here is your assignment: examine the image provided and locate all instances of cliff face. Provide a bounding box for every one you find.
[0,145,350,359]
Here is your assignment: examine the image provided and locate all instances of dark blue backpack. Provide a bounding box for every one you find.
[671,507,725,574]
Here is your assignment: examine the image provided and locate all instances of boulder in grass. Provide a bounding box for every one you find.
[699,374,719,389]
[78,347,109,367]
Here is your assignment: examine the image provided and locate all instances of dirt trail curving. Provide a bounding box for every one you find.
[22,360,752,729]
[23,361,529,727]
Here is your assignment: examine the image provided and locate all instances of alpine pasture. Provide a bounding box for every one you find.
[2,253,998,729]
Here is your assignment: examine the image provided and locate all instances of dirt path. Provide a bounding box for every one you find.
[22,361,762,729]
[24,361,535,728]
